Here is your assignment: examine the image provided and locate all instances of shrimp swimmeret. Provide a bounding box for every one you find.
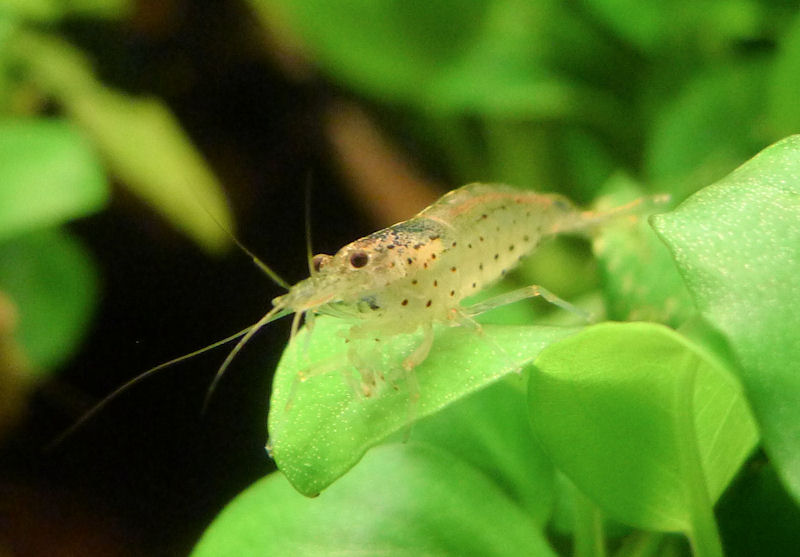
[214,182,662,409]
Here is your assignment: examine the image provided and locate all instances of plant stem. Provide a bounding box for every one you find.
[675,355,724,557]
[571,482,607,557]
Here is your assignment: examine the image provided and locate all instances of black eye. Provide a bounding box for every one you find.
[349,251,369,268]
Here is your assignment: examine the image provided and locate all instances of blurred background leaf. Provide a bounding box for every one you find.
[7,29,235,253]
[0,227,98,373]
[0,118,107,242]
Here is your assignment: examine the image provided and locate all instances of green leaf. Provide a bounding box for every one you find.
[67,89,235,254]
[0,0,130,21]
[767,11,800,137]
[9,30,234,254]
[58,0,131,19]
[255,0,627,132]
[644,62,768,199]
[0,0,63,21]
[251,0,492,104]
[193,443,556,557]
[529,323,757,552]
[410,378,555,525]
[651,134,800,504]
[268,316,580,496]
[580,0,762,55]
[0,227,98,373]
[592,174,694,327]
[0,118,108,242]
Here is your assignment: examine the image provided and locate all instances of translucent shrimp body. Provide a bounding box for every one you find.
[268,183,652,397]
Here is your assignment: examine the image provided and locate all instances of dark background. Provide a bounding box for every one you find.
[2,1,379,554]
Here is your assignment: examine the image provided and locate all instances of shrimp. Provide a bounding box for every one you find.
[219,183,662,409]
[51,183,660,447]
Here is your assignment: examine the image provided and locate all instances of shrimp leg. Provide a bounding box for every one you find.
[285,352,359,411]
[464,284,591,321]
[400,322,433,434]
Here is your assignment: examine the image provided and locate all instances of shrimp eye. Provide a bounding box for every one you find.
[349,251,369,268]
[312,254,331,272]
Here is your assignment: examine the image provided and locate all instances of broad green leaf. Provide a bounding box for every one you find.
[0,227,98,373]
[651,134,800,503]
[0,118,108,242]
[194,443,556,557]
[410,378,555,525]
[268,316,580,496]
[592,175,694,327]
[9,30,234,253]
[530,323,757,544]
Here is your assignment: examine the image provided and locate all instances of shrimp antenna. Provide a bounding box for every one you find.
[186,182,290,290]
[197,197,291,291]
[45,326,254,452]
[304,173,316,276]
[202,305,294,411]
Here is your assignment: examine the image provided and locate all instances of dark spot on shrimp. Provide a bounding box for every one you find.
[431,253,437,259]
[523,235,530,242]
[411,279,418,285]
[449,290,455,296]
[386,244,395,249]
[468,243,473,248]
[426,300,432,307]
[450,266,457,272]
[414,244,422,250]
[451,241,457,247]
[494,253,499,260]
[433,280,438,287]
[509,244,515,251]
[479,263,484,270]
[423,262,428,269]
[401,299,408,306]
[407,257,413,264]
[429,234,440,240]
[472,282,477,288]
[479,236,484,242]
[481,214,488,219]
